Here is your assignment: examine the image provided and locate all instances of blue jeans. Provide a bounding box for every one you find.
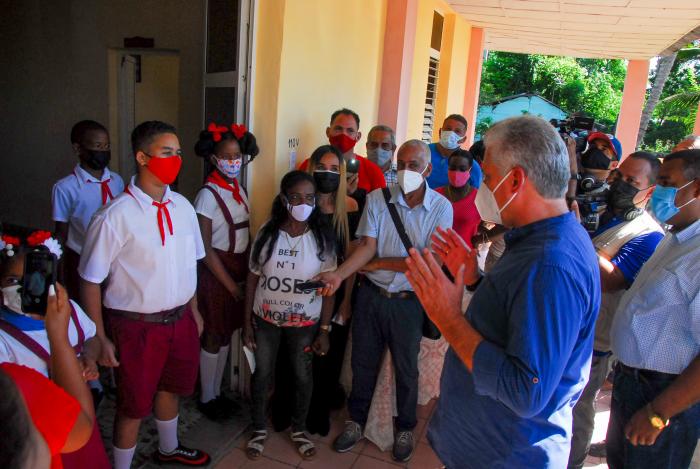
[250,316,317,432]
[606,364,700,469]
[348,282,424,431]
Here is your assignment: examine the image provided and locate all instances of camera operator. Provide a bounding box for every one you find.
[568,151,665,469]
[574,132,623,232]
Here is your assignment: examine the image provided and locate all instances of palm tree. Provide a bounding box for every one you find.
[636,47,700,148]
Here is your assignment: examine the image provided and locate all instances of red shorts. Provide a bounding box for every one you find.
[109,308,199,419]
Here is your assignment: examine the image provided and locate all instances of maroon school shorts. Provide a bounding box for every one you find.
[109,307,200,419]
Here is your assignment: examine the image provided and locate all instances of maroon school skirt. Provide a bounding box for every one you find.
[197,249,248,337]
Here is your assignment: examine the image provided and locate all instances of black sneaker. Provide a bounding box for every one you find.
[215,394,240,415]
[588,441,606,458]
[333,421,363,453]
[154,445,210,466]
[197,399,228,421]
[392,430,415,462]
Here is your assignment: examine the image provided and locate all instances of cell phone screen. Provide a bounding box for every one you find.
[346,158,360,174]
[21,251,57,315]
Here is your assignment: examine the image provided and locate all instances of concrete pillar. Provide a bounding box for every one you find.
[615,59,649,157]
[377,0,418,145]
[462,27,485,147]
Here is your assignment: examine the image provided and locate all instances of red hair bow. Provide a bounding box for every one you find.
[1,234,21,246]
[27,230,52,247]
[208,122,229,142]
[231,124,247,140]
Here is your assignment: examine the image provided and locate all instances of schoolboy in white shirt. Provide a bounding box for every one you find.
[52,120,124,299]
[79,121,210,468]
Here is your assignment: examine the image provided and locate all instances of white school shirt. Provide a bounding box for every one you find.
[78,176,205,313]
[194,181,250,253]
[52,165,125,254]
[249,228,337,327]
[0,301,97,377]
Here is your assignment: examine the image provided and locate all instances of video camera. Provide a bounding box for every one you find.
[550,116,595,155]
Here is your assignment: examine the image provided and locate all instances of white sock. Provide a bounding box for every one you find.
[155,415,179,454]
[199,349,218,403]
[214,345,230,397]
[113,445,136,469]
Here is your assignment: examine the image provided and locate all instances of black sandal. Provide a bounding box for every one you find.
[291,431,316,460]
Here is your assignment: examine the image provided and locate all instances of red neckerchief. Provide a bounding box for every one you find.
[206,171,249,213]
[74,171,114,205]
[124,186,173,246]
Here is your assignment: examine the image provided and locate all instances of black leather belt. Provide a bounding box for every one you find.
[363,277,416,299]
[618,363,678,383]
[107,305,186,324]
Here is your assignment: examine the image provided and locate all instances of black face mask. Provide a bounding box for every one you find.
[581,148,612,170]
[606,179,640,213]
[83,149,111,171]
[313,170,340,194]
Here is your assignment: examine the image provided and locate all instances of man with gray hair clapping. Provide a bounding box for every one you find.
[317,139,453,462]
[405,115,601,468]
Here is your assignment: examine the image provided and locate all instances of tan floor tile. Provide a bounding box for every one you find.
[351,455,405,469]
[361,441,401,464]
[299,442,359,469]
[407,443,443,469]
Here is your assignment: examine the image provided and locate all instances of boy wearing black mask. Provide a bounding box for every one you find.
[568,151,664,469]
[52,120,124,299]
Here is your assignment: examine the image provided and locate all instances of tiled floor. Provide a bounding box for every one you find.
[215,401,442,469]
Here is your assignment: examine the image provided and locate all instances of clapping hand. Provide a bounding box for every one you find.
[431,227,480,286]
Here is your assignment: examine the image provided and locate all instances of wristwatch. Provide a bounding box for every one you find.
[646,403,669,429]
[319,324,331,333]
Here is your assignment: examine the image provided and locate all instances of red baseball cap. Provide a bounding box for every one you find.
[587,132,621,159]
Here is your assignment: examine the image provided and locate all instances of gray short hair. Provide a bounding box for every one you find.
[682,135,700,147]
[483,115,569,199]
[399,139,430,163]
[368,125,396,146]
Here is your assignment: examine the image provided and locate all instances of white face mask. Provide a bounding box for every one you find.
[439,130,462,150]
[475,169,517,225]
[287,202,314,222]
[1,285,24,315]
[397,163,428,194]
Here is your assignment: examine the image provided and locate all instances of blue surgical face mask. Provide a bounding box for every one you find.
[439,130,462,150]
[650,180,697,223]
[367,147,393,167]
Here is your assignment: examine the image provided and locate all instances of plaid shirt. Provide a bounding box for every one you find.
[383,164,398,187]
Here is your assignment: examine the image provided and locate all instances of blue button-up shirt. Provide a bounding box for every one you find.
[428,212,600,469]
[426,142,482,189]
[611,219,700,375]
[356,184,453,292]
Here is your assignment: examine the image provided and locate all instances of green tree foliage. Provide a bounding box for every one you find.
[480,52,627,130]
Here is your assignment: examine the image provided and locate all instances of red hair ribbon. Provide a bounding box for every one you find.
[27,231,52,247]
[208,122,229,142]
[231,124,247,140]
[2,235,21,246]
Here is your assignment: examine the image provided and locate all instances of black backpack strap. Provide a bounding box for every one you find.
[382,188,413,253]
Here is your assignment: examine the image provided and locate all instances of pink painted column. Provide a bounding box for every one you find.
[694,100,700,135]
[462,27,485,147]
[615,59,650,158]
[377,0,418,144]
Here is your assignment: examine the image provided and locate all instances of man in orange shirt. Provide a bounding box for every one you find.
[299,108,385,208]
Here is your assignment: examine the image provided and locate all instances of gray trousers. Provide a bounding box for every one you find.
[568,353,613,469]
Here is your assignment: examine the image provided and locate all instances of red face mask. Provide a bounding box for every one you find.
[146,154,182,185]
[329,133,357,154]
[448,170,470,188]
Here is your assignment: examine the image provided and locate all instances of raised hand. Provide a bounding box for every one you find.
[431,227,480,286]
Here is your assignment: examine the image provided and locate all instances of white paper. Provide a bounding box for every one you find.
[243,345,256,374]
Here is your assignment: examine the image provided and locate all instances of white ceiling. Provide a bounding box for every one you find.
[447,0,700,59]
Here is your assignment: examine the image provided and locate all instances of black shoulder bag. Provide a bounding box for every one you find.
[381,188,441,340]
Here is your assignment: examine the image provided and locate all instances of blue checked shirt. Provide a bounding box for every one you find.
[611,219,700,375]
